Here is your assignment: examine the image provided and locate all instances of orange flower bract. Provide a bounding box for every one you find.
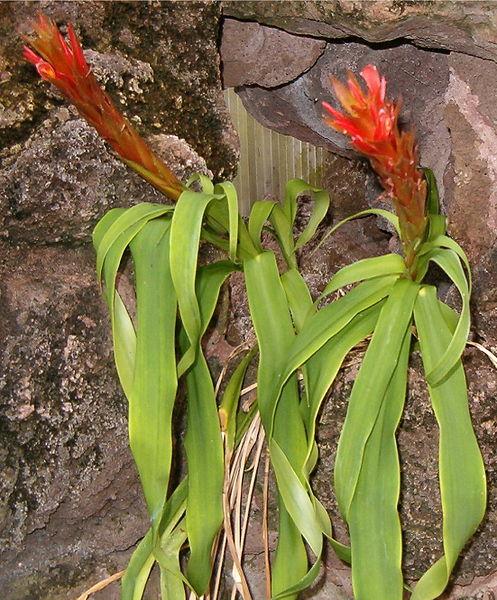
[23,14,185,201]
[323,65,427,268]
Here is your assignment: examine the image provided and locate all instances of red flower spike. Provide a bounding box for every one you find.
[322,65,427,270]
[23,13,185,202]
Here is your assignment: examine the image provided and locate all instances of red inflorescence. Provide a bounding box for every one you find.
[323,65,427,260]
[23,14,185,201]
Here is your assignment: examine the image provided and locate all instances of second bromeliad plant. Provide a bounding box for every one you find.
[24,16,486,600]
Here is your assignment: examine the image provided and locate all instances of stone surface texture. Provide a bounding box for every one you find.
[220,18,326,88]
[1,1,496,599]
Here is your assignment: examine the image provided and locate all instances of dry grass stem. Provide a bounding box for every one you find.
[467,341,497,369]
[75,570,125,600]
[214,343,254,397]
[262,448,272,600]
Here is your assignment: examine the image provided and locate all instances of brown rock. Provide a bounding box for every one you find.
[0,243,147,600]
[443,52,497,347]
[222,1,497,62]
[221,18,325,88]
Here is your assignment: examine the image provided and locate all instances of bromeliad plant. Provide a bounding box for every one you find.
[317,67,487,599]
[24,15,486,600]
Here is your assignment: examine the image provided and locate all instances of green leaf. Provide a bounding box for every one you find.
[271,550,322,600]
[418,248,471,385]
[156,521,188,600]
[314,208,401,254]
[195,261,239,329]
[271,500,310,600]
[155,486,190,598]
[169,189,223,375]
[180,261,234,595]
[243,252,296,432]
[282,178,299,227]
[348,328,410,600]
[423,168,440,216]
[248,199,277,251]
[269,178,332,265]
[285,276,398,387]
[320,254,407,299]
[417,235,471,286]
[111,291,137,402]
[154,518,189,600]
[214,181,239,262]
[271,374,316,600]
[219,348,257,452]
[286,180,330,251]
[94,203,173,285]
[271,436,322,555]
[128,218,178,530]
[269,203,297,268]
[302,302,383,473]
[281,268,314,332]
[412,286,486,600]
[120,530,155,600]
[93,205,175,400]
[334,277,419,518]
[244,251,320,598]
[183,348,224,595]
[186,173,214,194]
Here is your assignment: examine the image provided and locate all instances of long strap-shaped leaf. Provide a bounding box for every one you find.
[244,269,400,572]
[182,261,236,595]
[214,181,239,262]
[280,275,398,396]
[93,205,173,398]
[128,218,178,531]
[287,180,330,251]
[313,208,401,255]
[243,252,296,431]
[181,343,223,597]
[94,203,173,285]
[271,382,314,600]
[347,328,410,600]
[121,478,188,600]
[120,529,155,600]
[279,269,382,569]
[319,253,407,299]
[248,199,278,252]
[280,268,314,334]
[411,286,486,600]
[158,521,188,600]
[244,252,317,598]
[130,260,247,593]
[302,302,384,475]
[334,277,419,519]
[416,247,471,385]
[155,484,190,600]
[169,189,224,375]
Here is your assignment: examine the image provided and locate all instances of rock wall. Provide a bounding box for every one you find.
[0,1,496,599]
